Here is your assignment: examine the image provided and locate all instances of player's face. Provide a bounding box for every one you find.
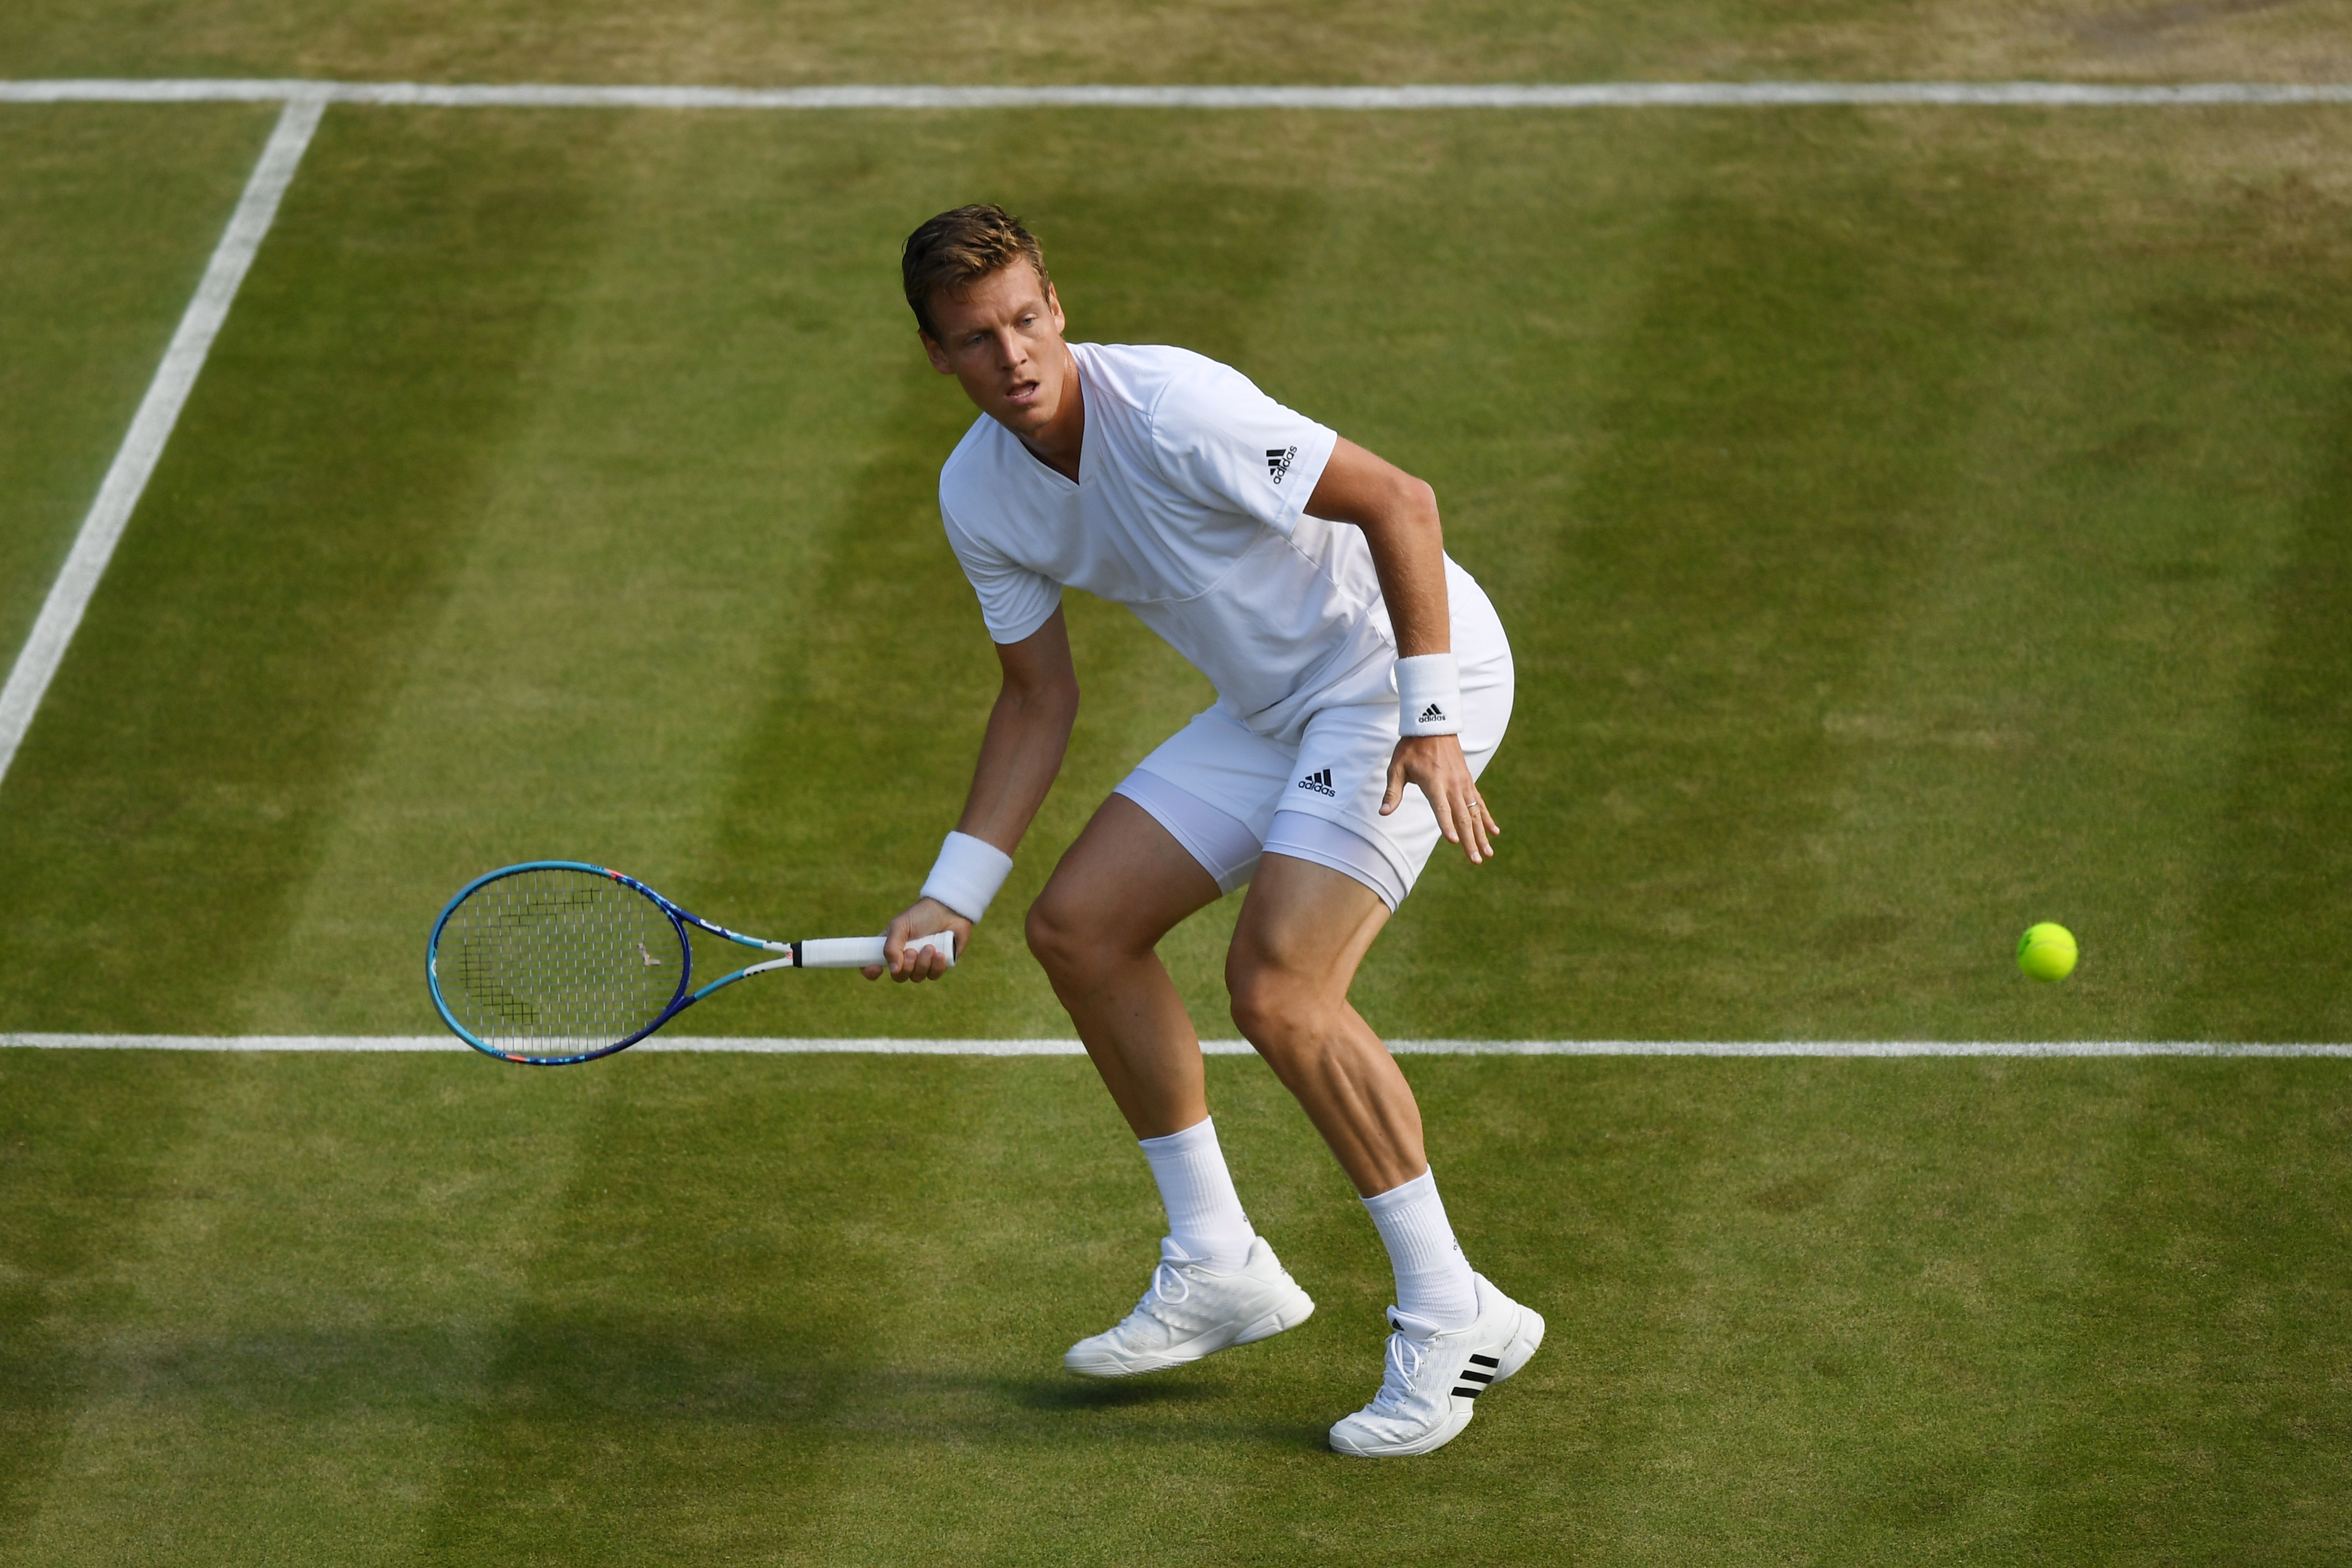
[921,264,1071,440]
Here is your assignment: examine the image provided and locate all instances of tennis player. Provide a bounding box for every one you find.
[872,205,1540,1458]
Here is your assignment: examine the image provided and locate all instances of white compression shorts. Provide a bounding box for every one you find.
[1110,563,1514,911]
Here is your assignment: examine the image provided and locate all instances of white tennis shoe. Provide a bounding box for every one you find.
[1328,1273,1544,1457]
[1063,1236,1316,1377]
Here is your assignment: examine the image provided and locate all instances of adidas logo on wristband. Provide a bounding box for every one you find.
[1396,653,1463,738]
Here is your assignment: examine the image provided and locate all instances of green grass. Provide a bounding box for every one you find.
[1,1048,2346,1564]
[4,19,2351,1563]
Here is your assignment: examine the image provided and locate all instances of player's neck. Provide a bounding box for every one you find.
[1015,343,1085,483]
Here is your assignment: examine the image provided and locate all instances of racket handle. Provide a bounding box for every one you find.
[796,931,956,969]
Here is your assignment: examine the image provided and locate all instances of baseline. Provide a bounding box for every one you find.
[0,94,326,791]
[2,80,2351,110]
[1,1034,2345,1057]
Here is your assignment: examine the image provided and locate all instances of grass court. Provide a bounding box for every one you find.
[3,2,2349,1561]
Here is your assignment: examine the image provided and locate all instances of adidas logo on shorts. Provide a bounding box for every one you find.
[1265,445,1298,484]
[1296,767,1336,796]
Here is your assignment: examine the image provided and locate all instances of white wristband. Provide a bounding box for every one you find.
[1395,653,1463,737]
[920,830,1014,923]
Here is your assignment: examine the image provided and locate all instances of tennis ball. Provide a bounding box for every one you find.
[2016,922,2078,982]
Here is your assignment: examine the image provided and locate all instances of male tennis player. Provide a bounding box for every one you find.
[870,205,1539,1458]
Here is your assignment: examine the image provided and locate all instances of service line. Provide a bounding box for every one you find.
[0,93,326,791]
[1,1034,2345,1056]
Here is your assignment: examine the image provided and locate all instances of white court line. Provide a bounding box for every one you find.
[1,78,2349,109]
[1,1034,2344,1056]
[0,94,325,793]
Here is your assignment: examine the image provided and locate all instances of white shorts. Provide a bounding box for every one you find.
[1110,562,1514,911]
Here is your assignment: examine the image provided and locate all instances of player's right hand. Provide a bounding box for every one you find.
[869,897,972,984]
[1383,733,1500,865]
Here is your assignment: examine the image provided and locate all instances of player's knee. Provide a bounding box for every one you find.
[1024,884,1100,983]
[1024,893,1071,975]
[1226,957,1319,1050]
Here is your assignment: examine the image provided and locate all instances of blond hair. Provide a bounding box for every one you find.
[902,205,1052,341]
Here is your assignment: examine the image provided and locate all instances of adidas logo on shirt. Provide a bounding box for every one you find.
[1265,445,1298,484]
[1296,767,1336,796]
[1418,702,1447,725]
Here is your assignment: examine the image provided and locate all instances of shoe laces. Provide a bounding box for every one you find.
[1137,1258,1191,1314]
[1365,1330,1426,1418]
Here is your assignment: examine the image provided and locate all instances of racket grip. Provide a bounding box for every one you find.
[797,931,956,969]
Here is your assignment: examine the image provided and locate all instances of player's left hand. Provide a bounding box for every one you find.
[1383,734,1498,864]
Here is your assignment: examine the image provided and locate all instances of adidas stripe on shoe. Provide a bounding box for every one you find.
[1328,1273,1543,1458]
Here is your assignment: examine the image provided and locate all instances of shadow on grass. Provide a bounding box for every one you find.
[357,1305,1351,1560]
[71,1309,1334,1441]
[1009,1374,1221,1413]
[1005,1370,1337,1452]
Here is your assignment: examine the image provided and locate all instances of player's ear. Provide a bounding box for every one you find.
[920,330,955,375]
[1044,281,1066,333]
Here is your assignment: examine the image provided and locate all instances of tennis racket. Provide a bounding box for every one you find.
[427,860,954,1066]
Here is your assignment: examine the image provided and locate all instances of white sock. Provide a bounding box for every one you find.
[1363,1168,1478,1331]
[1138,1116,1256,1270]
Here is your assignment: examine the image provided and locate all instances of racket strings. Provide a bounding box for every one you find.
[437,868,682,1050]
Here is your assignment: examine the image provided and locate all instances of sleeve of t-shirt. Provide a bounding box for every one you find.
[1147,361,1340,538]
[940,502,1064,646]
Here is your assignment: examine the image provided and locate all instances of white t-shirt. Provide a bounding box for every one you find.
[938,342,1395,743]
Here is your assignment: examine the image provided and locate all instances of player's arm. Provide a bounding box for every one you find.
[871,606,1080,981]
[1305,438,1498,865]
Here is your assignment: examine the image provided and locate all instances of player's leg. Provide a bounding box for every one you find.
[1026,793,1221,1139]
[1225,856,1478,1314]
[1226,852,1542,1456]
[1029,779,1315,1375]
[1222,857,1417,1191]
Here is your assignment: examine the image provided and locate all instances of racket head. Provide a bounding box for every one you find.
[428,861,691,1065]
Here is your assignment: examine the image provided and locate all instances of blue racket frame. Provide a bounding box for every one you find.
[428,859,811,1066]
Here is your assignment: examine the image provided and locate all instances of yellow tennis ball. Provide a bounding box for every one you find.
[2016,922,2078,982]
